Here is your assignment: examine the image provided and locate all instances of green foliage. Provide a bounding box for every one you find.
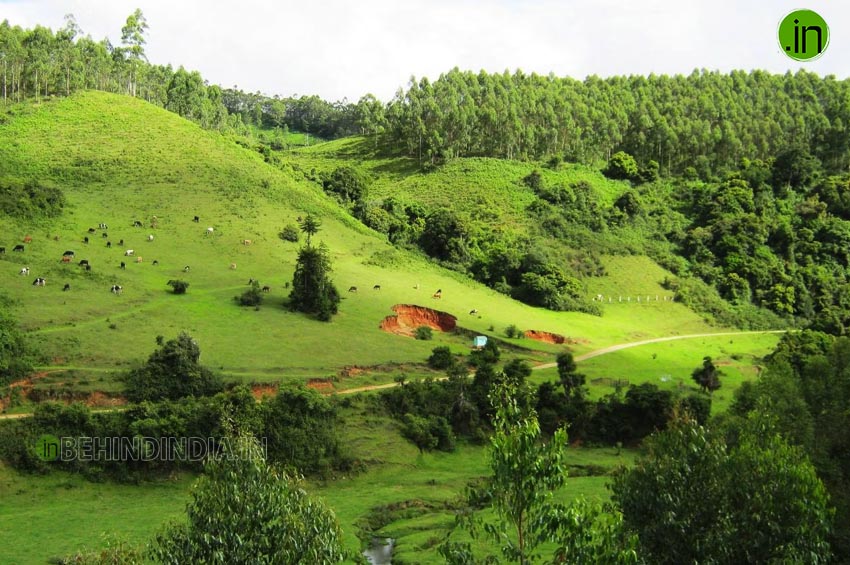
[504,324,523,339]
[604,151,639,181]
[611,417,832,565]
[322,165,369,204]
[427,346,454,370]
[279,223,300,242]
[236,280,262,307]
[152,435,347,564]
[262,386,345,475]
[414,325,433,340]
[0,179,65,218]
[166,279,189,295]
[123,333,224,402]
[442,381,638,564]
[288,243,340,321]
[691,355,722,393]
[0,307,35,386]
[400,412,455,452]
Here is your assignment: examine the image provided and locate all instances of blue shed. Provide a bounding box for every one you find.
[473,336,488,349]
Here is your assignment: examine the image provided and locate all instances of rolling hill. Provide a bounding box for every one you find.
[0,91,725,394]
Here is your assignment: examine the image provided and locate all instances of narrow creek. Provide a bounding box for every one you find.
[363,537,394,564]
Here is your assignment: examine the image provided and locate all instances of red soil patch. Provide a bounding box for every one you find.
[85,391,127,408]
[524,330,587,345]
[307,378,335,392]
[380,304,457,337]
[251,383,278,400]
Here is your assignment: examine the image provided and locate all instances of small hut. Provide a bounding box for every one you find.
[473,336,488,349]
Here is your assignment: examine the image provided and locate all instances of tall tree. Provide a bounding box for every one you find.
[120,8,147,97]
[153,434,347,564]
[611,416,832,564]
[289,242,340,321]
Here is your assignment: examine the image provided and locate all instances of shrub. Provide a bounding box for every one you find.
[428,346,454,370]
[505,324,523,339]
[167,280,190,294]
[415,326,433,340]
[237,281,263,307]
[279,224,300,242]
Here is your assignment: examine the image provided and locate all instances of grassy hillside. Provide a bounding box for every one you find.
[0,92,723,393]
[289,135,627,230]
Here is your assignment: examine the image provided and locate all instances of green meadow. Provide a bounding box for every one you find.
[0,92,788,563]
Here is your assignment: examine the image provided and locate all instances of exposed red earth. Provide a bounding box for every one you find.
[380,304,457,337]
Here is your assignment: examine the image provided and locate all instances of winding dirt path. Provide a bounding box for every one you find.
[0,329,787,418]
[335,329,786,395]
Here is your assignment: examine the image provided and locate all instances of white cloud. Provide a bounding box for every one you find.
[3,0,849,101]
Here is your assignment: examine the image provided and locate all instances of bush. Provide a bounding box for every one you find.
[414,326,433,340]
[428,346,454,370]
[124,333,224,402]
[237,281,263,307]
[167,280,190,294]
[505,324,523,339]
[279,224,300,242]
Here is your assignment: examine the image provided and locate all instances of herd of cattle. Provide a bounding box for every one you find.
[4,218,474,317]
[0,215,249,295]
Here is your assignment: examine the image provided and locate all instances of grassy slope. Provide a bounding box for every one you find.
[0,94,784,563]
[0,92,719,389]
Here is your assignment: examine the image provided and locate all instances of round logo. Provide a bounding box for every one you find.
[35,434,60,462]
[778,9,830,61]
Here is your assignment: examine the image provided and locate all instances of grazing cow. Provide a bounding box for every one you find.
[0,247,5,254]
[120,262,126,270]
[23,235,32,243]
[85,265,91,271]
[242,239,252,246]
[87,228,96,234]
[373,284,381,291]
[206,227,214,236]
[147,234,154,242]
[469,309,478,315]
[102,232,108,238]
[262,285,271,293]
[79,259,90,267]
[19,267,29,275]
[183,265,190,272]
[83,236,89,244]
[106,241,112,248]
[133,220,143,227]
[63,250,75,257]
[63,283,70,291]
[61,255,71,263]
[229,262,236,270]
[32,277,45,286]
[193,215,200,223]
[124,249,134,256]
[13,244,24,252]
[136,257,143,263]
[118,239,124,246]
[348,286,357,292]
[248,278,255,285]
[432,289,442,299]
[152,260,159,266]
[98,223,108,229]
[110,284,123,294]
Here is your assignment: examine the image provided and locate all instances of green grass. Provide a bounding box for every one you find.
[531,331,782,414]
[0,93,725,397]
[0,462,191,563]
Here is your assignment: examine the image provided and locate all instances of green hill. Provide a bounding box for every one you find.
[0,91,721,392]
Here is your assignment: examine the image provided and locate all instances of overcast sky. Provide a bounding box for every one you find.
[3,0,849,101]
